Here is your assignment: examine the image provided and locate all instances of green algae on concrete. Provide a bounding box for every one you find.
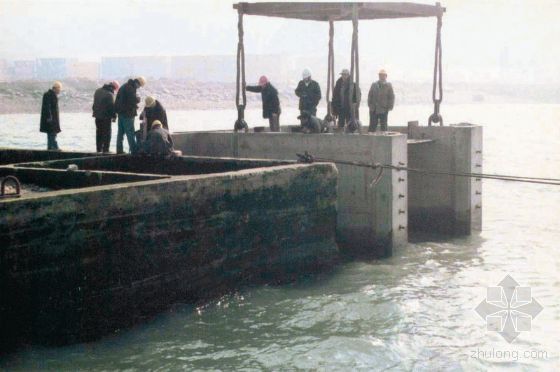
[0,153,339,352]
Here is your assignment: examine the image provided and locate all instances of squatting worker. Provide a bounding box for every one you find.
[368,69,395,132]
[297,110,324,134]
[144,120,175,156]
[141,96,168,132]
[114,76,146,154]
[332,68,361,129]
[295,68,321,117]
[92,80,119,153]
[246,76,281,132]
[40,81,62,150]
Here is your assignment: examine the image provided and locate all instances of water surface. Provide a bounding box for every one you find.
[1,104,559,370]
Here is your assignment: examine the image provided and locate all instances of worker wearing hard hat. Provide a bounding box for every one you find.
[40,81,63,150]
[295,68,321,117]
[367,69,395,132]
[332,68,361,129]
[144,120,175,156]
[246,75,281,132]
[141,96,168,131]
[114,76,146,153]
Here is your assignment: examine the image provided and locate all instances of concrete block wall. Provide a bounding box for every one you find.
[392,124,483,235]
[0,161,338,350]
[172,132,409,258]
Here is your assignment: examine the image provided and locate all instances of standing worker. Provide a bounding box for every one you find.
[332,68,361,129]
[368,69,395,132]
[246,76,281,132]
[40,81,62,150]
[92,81,119,153]
[114,76,146,154]
[141,96,168,132]
[295,68,321,117]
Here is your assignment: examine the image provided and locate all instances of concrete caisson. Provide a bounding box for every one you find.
[173,131,409,258]
[392,123,483,235]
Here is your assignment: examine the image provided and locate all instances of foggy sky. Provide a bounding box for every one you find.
[1,0,559,84]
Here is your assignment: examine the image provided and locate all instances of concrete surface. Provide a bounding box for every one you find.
[172,131,408,258]
[392,123,483,234]
[0,153,338,350]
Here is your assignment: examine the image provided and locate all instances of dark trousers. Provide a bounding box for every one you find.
[46,133,59,150]
[268,113,280,132]
[301,107,317,117]
[95,118,112,153]
[337,109,351,128]
[369,111,388,132]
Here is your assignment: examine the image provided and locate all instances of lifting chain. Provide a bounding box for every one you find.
[347,5,361,133]
[428,14,444,126]
[234,8,248,133]
[324,20,335,124]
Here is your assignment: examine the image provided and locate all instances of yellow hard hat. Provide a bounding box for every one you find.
[378,69,387,75]
[53,81,62,90]
[152,120,163,127]
[145,96,156,108]
[136,76,147,87]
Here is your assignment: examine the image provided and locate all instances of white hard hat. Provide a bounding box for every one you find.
[302,68,312,79]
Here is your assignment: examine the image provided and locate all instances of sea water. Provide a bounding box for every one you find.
[0,104,559,370]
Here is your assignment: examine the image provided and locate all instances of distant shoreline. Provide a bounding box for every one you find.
[1,78,559,115]
[0,79,257,115]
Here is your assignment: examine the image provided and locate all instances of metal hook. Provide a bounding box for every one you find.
[368,165,384,188]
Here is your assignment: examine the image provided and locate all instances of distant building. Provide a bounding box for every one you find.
[68,61,99,80]
[170,55,234,82]
[100,54,308,83]
[1,54,341,83]
[170,54,304,83]
[245,54,295,85]
[101,56,171,80]
[11,60,36,80]
[36,58,72,80]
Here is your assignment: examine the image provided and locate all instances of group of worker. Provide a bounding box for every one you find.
[39,76,175,156]
[39,69,394,151]
[247,68,395,133]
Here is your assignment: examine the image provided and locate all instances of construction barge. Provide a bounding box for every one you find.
[0,149,339,350]
[1,1,482,353]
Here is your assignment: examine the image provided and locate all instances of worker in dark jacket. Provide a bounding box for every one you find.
[92,81,119,153]
[298,110,326,134]
[140,96,168,132]
[295,68,321,117]
[368,69,395,132]
[114,76,146,154]
[332,68,361,129]
[40,81,62,150]
[246,76,281,132]
[144,120,175,156]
